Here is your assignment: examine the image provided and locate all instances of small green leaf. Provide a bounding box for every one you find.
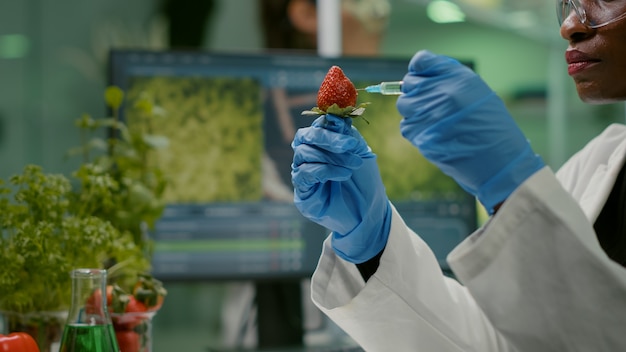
[105,86,124,110]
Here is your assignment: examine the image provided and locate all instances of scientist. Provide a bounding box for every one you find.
[290,0,626,351]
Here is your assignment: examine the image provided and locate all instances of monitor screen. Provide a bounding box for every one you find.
[108,50,477,282]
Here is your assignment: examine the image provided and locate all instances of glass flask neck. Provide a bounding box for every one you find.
[66,268,113,326]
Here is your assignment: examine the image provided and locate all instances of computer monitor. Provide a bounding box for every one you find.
[108,50,477,349]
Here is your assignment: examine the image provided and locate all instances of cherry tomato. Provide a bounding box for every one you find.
[125,296,148,313]
[132,274,167,311]
[115,330,140,352]
[112,296,149,330]
[85,285,114,314]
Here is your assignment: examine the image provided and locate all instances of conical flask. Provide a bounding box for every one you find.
[59,268,120,352]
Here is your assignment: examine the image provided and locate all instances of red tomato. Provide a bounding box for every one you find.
[112,315,142,332]
[132,274,167,312]
[0,332,40,352]
[125,296,147,313]
[105,285,114,304]
[112,296,149,330]
[85,285,114,313]
[115,330,140,352]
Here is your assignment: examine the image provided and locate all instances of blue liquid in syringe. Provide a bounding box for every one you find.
[362,81,403,95]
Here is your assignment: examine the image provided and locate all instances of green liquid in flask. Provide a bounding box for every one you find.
[59,324,119,352]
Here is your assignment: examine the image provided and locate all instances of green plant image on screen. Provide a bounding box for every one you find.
[351,81,461,201]
[125,76,263,203]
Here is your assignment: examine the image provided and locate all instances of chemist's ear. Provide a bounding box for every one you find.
[288,0,318,35]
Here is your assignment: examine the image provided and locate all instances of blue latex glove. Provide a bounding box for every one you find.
[397,50,545,214]
[291,114,392,263]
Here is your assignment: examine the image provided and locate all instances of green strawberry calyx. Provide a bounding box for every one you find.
[301,102,371,120]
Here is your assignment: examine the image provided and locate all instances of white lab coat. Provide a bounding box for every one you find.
[310,123,626,351]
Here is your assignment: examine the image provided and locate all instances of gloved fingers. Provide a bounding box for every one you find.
[292,143,363,170]
[401,50,480,98]
[397,53,464,123]
[293,125,373,160]
[291,162,353,193]
[291,144,392,263]
[397,52,499,141]
[311,114,353,134]
[400,61,477,102]
[406,50,463,76]
[293,126,358,153]
[398,89,496,142]
[293,183,360,236]
[311,114,373,157]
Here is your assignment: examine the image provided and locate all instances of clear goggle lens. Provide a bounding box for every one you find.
[557,0,626,28]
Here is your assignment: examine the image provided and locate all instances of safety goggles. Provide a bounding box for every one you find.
[557,0,626,28]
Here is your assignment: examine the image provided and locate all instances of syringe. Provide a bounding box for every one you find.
[359,81,403,95]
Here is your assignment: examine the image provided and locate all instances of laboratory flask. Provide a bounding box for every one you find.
[59,268,119,352]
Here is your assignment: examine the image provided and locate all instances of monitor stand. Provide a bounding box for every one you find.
[255,280,304,350]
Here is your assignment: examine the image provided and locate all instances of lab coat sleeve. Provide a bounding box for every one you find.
[448,166,626,352]
[310,205,515,352]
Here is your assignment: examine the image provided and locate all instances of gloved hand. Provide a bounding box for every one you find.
[397,50,545,214]
[291,114,392,263]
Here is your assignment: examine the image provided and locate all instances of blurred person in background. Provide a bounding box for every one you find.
[259,0,388,56]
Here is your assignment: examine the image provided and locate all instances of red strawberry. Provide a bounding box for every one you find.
[301,65,369,120]
[316,66,358,112]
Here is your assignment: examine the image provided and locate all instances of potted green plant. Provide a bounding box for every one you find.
[0,86,169,352]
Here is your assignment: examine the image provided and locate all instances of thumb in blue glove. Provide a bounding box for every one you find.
[291,114,392,263]
[397,50,544,214]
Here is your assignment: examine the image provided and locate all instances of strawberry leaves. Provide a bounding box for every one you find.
[301,103,369,117]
